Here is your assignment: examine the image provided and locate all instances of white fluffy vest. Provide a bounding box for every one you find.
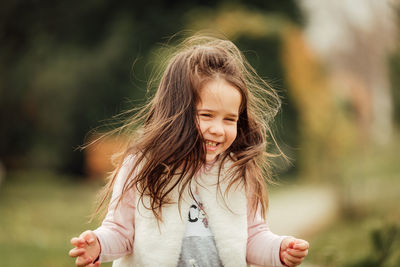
[112,162,248,267]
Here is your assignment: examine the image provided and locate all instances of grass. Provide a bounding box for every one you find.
[304,138,400,267]
[0,170,112,267]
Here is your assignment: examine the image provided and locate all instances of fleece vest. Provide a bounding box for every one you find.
[112,161,248,267]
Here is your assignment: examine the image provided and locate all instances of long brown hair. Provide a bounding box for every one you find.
[91,34,282,221]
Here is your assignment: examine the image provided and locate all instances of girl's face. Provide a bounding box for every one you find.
[196,78,241,162]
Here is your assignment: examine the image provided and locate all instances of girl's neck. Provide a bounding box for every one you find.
[203,157,218,172]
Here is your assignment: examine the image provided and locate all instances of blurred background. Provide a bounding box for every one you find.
[1,0,399,266]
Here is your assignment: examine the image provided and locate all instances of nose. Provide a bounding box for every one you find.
[208,121,224,136]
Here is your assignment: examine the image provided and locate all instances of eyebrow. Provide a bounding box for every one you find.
[197,109,239,118]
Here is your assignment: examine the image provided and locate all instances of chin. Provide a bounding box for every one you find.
[206,155,217,162]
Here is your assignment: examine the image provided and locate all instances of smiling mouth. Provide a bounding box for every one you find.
[205,140,218,147]
[205,140,220,151]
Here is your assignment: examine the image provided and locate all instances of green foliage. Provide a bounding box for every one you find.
[306,135,400,267]
[346,224,400,267]
[389,51,400,126]
[0,0,301,175]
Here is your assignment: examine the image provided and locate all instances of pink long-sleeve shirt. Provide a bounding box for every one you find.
[93,161,287,267]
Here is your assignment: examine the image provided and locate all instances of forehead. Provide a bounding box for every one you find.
[197,79,241,114]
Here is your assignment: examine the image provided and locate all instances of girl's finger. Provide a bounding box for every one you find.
[70,237,79,245]
[81,230,96,244]
[283,253,297,267]
[283,256,296,267]
[71,237,86,247]
[293,240,309,250]
[283,252,304,265]
[287,248,309,258]
[87,262,100,267]
[281,237,295,250]
[87,236,97,245]
[76,256,94,267]
[69,247,86,257]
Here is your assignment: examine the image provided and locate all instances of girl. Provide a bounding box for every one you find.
[69,35,309,267]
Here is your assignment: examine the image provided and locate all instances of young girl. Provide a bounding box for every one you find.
[69,35,309,267]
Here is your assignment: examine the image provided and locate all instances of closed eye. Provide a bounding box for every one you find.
[225,117,238,122]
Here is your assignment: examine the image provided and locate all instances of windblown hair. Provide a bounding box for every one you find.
[92,34,282,222]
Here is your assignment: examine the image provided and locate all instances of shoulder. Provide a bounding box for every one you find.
[113,153,139,187]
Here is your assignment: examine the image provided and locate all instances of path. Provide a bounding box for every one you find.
[267,184,339,238]
[261,184,339,267]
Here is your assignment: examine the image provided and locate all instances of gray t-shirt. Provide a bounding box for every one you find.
[177,194,223,267]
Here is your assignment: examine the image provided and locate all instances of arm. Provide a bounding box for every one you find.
[92,157,136,263]
[246,208,287,267]
[246,206,309,267]
[69,157,136,266]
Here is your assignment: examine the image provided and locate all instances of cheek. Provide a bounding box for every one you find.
[226,126,238,144]
[197,119,207,136]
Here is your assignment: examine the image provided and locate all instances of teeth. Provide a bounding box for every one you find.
[205,140,218,146]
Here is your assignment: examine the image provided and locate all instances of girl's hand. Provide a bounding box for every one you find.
[279,237,309,267]
[69,230,101,267]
